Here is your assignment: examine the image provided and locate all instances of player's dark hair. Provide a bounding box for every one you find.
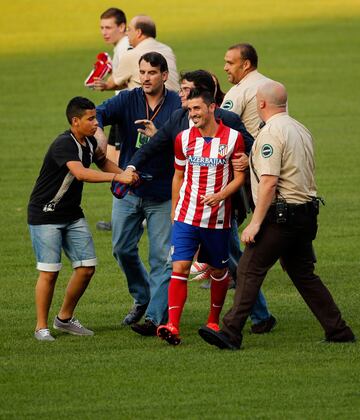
[66,97,95,124]
[100,8,127,26]
[228,43,258,68]
[179,70,216,95]
[187,89,215,106]
[135,16,156,38]
[211,72,225,106]
[139,52,168,72]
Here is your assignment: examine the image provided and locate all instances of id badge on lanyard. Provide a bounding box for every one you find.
[135,94,165,149]
[136,132,151,148]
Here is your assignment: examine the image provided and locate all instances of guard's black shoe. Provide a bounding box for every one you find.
[198,326,240,350]
[324,329,356,343]
[251,315,277,334]
[122,303,148,325]
[321,336,357,344]
[131,319,157,336]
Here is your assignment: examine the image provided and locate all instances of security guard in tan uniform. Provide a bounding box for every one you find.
[199,81,355,350]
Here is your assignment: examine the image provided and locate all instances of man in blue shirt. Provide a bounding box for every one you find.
[95,52,181,335]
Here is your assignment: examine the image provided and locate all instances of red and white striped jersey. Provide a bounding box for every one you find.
[174,120,245,229]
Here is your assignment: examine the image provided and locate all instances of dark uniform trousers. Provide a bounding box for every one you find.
[222,203,354,347]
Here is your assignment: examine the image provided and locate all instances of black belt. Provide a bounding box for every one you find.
[266,199,319,224]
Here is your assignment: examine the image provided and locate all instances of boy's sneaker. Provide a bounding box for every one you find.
[206,322,220,332]
[157,323,181,346]
[53,317,94,336]
[34,328,55,342]
[190,262,208,274]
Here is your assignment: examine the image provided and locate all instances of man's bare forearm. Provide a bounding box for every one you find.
[95,127,108,155]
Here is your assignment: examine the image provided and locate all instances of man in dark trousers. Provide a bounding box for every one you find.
[198,81,355,350]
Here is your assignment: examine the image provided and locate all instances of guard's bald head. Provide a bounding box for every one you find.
[257,81,287,108]
[256,81,288,122]
[132,15,156,38]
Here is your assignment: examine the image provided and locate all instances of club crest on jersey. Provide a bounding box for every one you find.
[218,144,228,157]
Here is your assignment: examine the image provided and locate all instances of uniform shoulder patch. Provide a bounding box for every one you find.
[261,144,273,158]
[222,100,233,110]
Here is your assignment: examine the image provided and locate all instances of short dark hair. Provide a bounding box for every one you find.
[211,73,225,106]
[228,43,258,68]
[179,70,216,95]
[100,8,127,26]
[187,89,215,106]
[139,52,168,72]
[135,17,156,38]
[66,97,95,124]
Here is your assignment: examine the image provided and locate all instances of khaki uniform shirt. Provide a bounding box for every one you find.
[112,37,179,92]
[221,70,271,138]
[250,112,317,204]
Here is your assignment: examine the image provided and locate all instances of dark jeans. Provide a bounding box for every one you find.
[222,208,353,347]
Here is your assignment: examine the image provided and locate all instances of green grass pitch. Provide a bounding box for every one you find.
[1,1,360,418]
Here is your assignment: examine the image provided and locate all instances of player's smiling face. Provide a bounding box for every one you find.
[100,18,125,45]
[188,97,212,129]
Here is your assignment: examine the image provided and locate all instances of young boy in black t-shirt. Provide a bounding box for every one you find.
[28,96,138,341]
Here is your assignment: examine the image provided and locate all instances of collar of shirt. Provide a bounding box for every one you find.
[264,111,288,125]
[236,69,259,87]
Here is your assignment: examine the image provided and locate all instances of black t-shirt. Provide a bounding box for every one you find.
[28,130,101,224]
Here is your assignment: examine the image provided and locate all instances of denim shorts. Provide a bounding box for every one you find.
[171,221,230,269]
[29,218,97,272]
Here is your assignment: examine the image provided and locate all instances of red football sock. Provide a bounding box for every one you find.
[168,272,188,329]
[207,270,230,324]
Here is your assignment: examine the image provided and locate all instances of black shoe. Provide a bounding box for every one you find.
[323,330,356,343]
[131,319,157,336]
[96,221,112,231]
[251,315,277,334]
[198,326,240,350]
[321,336,357,344]
[122,303,148,325]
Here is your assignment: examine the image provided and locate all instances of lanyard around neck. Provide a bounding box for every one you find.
[145,94,166,122]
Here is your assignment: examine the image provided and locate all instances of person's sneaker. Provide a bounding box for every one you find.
[122,303,148,325]
[157,323,181,346]
[131,319,157,336]
[206,322,220,332]
[250,315,277,334]
[96,221,112,231]
[190,262,209,274]
[53,317,94,336]
[34,328,55,342]
[192,268,211,282]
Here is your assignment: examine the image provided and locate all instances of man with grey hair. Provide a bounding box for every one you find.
[199,80,355,350]
[94,15,179,92]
